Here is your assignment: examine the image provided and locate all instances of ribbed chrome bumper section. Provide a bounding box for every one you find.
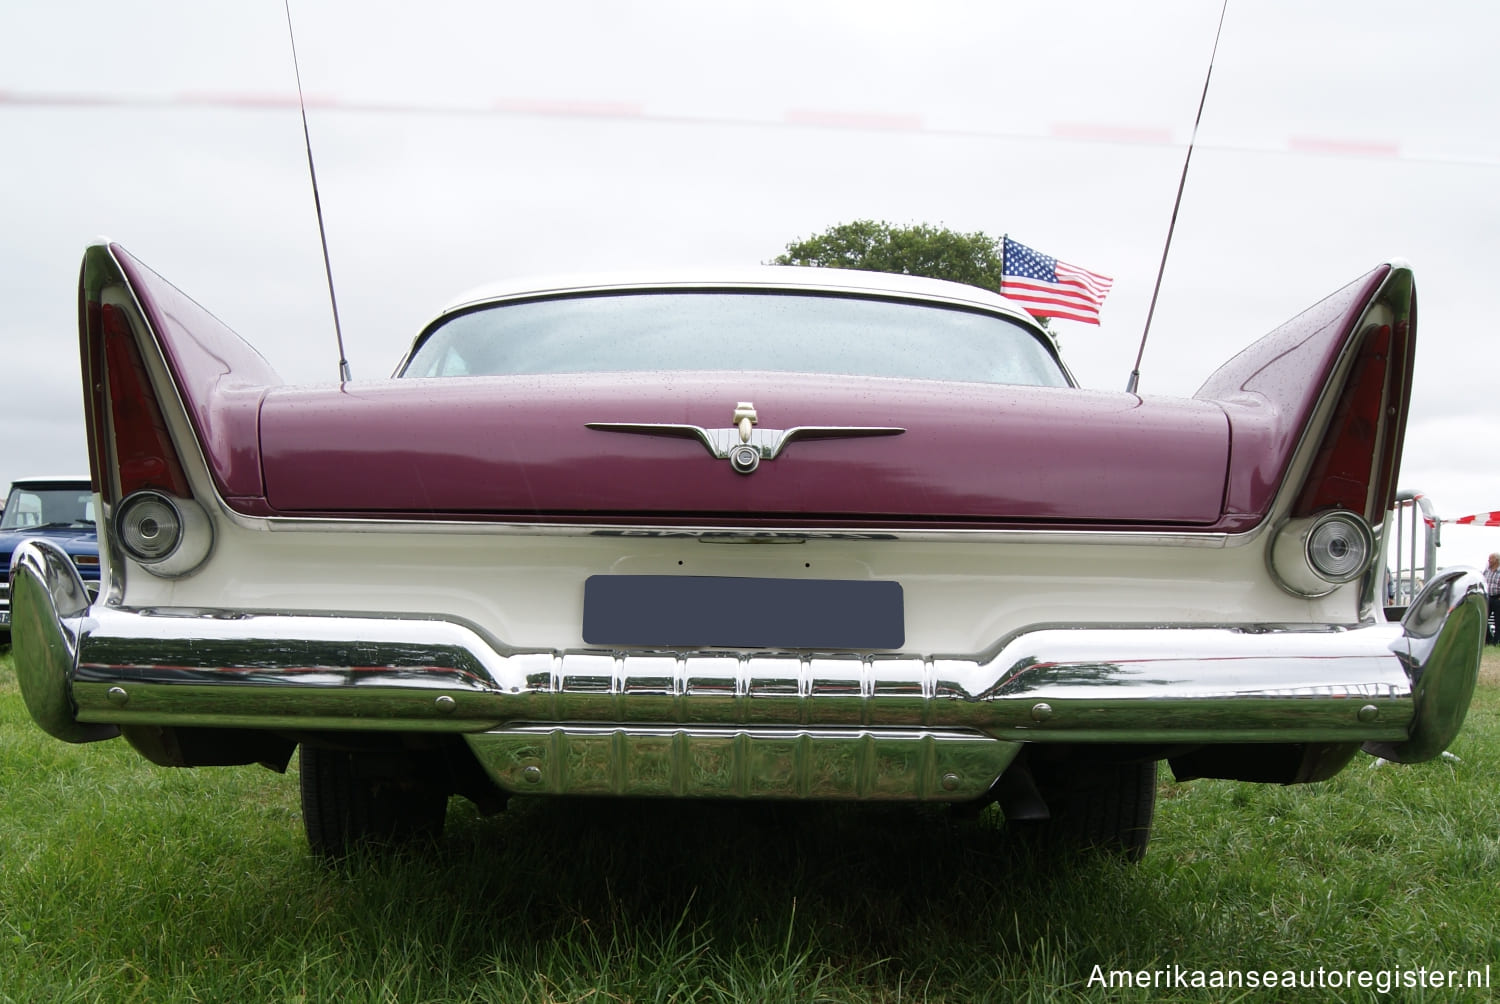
[10,538,1488,799]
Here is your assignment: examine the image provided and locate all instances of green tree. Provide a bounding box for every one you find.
[772,220,1007,294]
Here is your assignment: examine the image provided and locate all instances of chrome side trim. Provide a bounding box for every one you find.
[242,512,1240,548]
[465,725,1019,801]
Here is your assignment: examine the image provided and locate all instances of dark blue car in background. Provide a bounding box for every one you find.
[1,477,99,644]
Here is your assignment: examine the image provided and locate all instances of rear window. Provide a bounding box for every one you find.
[401,291,1070,388]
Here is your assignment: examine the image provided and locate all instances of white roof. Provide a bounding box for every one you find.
[435,265,1040,329]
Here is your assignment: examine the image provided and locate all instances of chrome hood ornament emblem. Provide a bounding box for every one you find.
[588,402,904,474]
[733,401,757,442]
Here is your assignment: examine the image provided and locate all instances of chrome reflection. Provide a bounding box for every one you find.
[8,539,118,743]
[52,603,1446,749]
[1364,567,1487,763]
[585,419,905,474]
[466,725,1019,801]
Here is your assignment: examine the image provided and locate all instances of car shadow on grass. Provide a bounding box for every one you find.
[303,793,1150,983]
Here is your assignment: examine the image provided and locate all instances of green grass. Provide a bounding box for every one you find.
[2,646,1498,1002]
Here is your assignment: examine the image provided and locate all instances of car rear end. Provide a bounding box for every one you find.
[8,242,1486,862]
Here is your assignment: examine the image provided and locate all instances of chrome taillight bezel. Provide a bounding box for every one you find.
[115,490,213,577]
[1269,509,1376,598]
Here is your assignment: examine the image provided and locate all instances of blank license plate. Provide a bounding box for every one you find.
[583,575,904,649]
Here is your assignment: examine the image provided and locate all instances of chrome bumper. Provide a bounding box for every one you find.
[10,538,1488,798]
[1,560,95,632]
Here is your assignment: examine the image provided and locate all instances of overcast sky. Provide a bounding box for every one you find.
[3,0,1497,566]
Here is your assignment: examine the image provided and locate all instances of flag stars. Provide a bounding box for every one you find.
[1000,236,1113,325]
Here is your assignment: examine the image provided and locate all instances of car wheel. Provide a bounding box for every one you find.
[1016,756,1158,863]
[298,745,449,860]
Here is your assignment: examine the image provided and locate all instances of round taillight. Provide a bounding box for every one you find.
[115,491,212,576]
[1269,510,1375,598]
[1306,513,1371,582]
[118,492,182,561]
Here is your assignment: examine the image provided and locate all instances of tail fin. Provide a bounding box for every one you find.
[77,242,284,584]
[1197,263,1415,529]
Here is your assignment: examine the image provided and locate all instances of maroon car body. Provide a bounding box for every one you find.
[112,246,1389,533]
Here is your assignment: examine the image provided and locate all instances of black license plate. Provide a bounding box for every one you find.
[583,575,904,649]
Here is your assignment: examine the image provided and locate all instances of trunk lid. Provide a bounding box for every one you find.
[258,371,1230,525]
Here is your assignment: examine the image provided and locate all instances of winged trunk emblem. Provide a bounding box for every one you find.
[587,402,905,474]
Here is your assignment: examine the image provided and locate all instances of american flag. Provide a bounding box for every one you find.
[999,236,1114,324]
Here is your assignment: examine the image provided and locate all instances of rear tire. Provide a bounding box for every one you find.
[1016,756,1158,862]
[298,745,449,860]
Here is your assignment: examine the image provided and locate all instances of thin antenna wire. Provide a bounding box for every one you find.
[284,0,351,383]
[1125,0,1231,395]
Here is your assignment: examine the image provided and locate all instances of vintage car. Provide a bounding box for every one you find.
[0,476,99,644]
[8,242,1487,862]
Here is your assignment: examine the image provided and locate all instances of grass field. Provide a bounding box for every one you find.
[1,645,1497,1002]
